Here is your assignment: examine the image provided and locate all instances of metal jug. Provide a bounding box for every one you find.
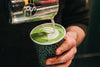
[8,0,58,24]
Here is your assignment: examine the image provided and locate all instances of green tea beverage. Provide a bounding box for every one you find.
[30,23,66,67]
[30,23,65,45]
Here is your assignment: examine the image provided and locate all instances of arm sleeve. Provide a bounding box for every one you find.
[54,0,89,33]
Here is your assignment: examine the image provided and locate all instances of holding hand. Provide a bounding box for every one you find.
[46,26,85,67]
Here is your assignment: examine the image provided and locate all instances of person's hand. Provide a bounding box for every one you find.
[46,26,85,67]
[45,32,77,67]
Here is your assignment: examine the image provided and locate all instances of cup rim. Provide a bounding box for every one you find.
[30,23,66,45]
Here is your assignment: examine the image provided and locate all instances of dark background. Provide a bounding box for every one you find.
[0,0,50,67]
[0,0,100,67]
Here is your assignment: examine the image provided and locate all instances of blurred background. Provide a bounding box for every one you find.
[0,0,100,67]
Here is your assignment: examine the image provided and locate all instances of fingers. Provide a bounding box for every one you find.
[46,60,72,67]
[56,34,76,55]
[46,55,74,67]
[46,32,77,67]
[46,47,77,65]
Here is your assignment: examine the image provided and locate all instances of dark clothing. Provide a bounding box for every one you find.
[0,0,99,67]
[55,0,89,33]
[84,0,100,55]
[69,0,100,67]
[74,0,100,57]
[70,56,100,67]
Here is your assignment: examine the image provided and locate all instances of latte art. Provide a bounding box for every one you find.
[40,27,59,40]
[30,23,66,45]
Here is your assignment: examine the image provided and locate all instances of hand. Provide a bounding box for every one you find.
[46,32,77,67]
[46,26,85,67]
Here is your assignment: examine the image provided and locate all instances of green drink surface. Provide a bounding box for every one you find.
[30,23,65,45]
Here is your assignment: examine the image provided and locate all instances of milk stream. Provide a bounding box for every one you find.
[51,18,56,33]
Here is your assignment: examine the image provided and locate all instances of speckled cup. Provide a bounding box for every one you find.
[30,23,66,67]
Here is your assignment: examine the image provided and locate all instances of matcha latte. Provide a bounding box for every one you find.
[30,23,66,45]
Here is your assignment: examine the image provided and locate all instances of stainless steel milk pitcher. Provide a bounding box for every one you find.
[8,0,58,24]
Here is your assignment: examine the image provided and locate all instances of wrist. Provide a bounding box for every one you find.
[66,26,85,46]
